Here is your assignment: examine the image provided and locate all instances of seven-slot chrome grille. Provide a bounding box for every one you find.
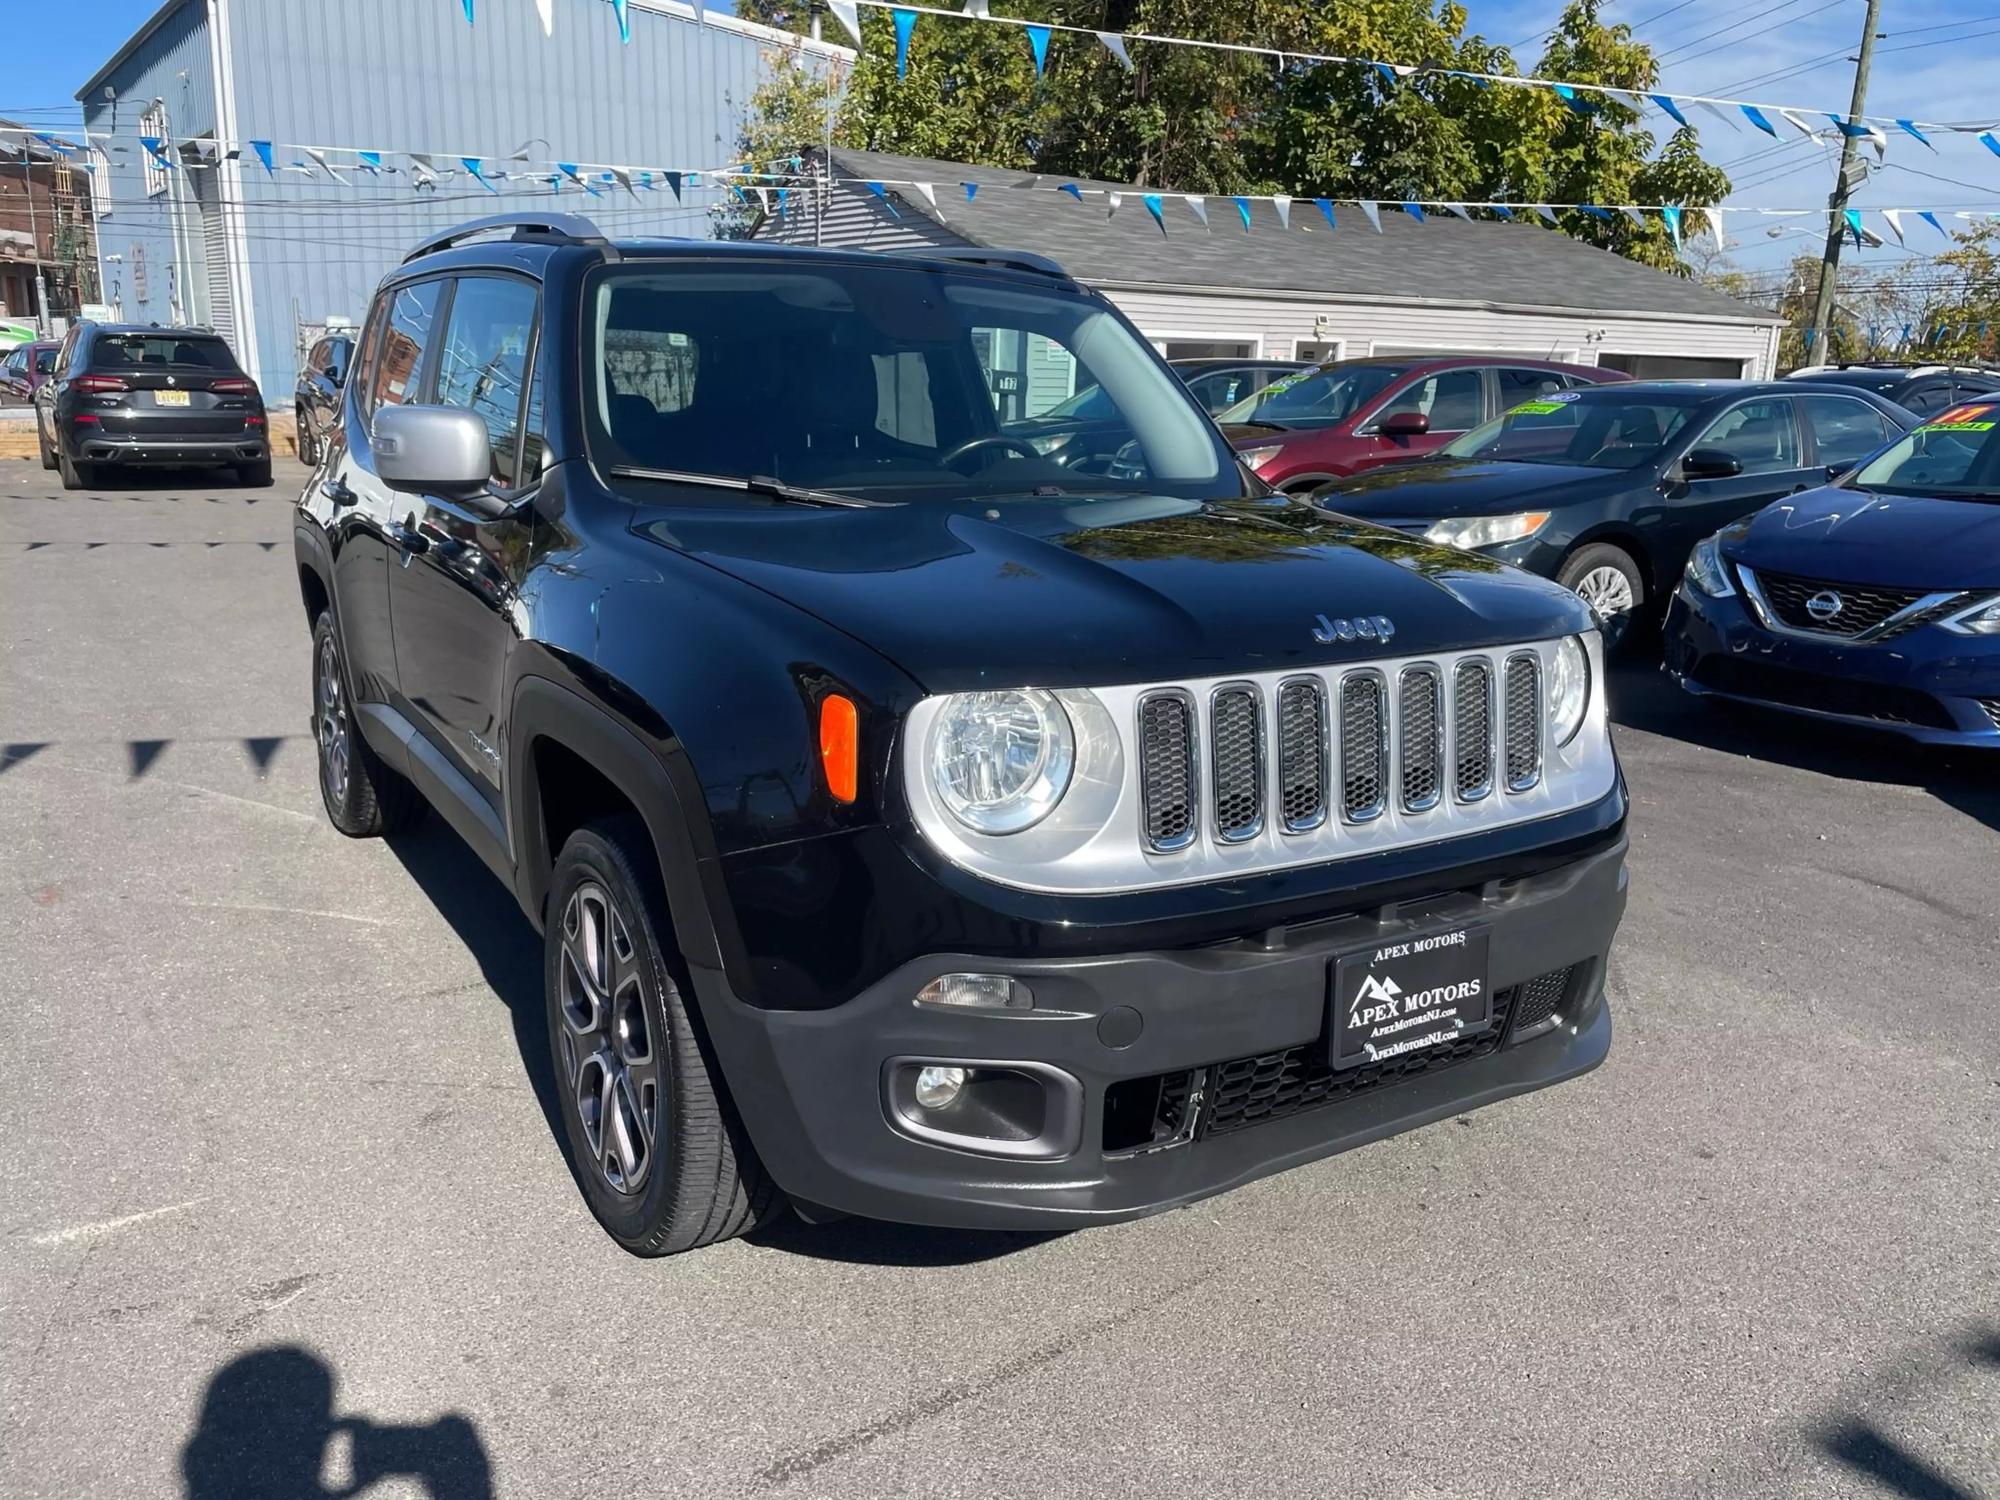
[1136,649,1550,855]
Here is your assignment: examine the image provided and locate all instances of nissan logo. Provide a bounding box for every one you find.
[1805,590,1844,622]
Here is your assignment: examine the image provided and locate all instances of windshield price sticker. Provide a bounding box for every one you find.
[1331,926,1492,1070]
[1508,400,1568,415]
[1916,420,1996,433]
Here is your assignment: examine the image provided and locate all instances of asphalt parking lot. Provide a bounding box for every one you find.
[2,457,1996,1500]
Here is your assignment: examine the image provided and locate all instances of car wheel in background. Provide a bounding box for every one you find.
[57,447,97,491]
[38,417,56,470]
[1558,543,1646,653]
[545,818,784,1256]
[238,459,274,488]
[309,611,425,837]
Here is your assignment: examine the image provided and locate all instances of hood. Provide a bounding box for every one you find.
[636,494,1591,692]
[1318,459,1637,522]
[1729,485,2000,591]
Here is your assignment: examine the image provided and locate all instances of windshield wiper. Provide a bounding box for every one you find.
[606,466,896,509]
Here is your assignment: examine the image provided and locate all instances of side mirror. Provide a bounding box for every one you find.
[1379,410,1431,438]
[372,405,489,497]
[1680,447,1742,481]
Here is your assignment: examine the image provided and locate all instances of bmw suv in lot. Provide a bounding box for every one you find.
[35,323,271,489]
[1667,401,2000,744]
[296,213,1629,1254]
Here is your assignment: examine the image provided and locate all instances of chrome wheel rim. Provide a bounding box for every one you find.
[558,882,659,1196]
[315,635,350,805]
[1574,566,1636,623]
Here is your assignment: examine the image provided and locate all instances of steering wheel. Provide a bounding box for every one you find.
[938,434,1043,471]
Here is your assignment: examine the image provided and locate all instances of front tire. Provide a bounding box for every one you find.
[546,819,782,1255]
[310,611,424,837]
[1558,543,1646,654]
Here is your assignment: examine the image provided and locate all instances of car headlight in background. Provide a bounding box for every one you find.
[1027,432,1073,456]
[1683,535,1735,598]
[1940,594,2000,635]
[1423,511,1551,549]
[1548,634,1592,746]
[1237,444,1283,471]
[928,688,1075,834]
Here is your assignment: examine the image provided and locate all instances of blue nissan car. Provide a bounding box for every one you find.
[1665,400,2000,746]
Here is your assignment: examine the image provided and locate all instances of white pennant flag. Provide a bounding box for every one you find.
[535,0,553,33]
[1095,32,1133,70]
[1693,99,1739,131]
[304,147,348,184]
[1779,108,1819,139]
[824,0,862,47]
[1704,206,1726,250]
[1619,205,1645,227]
[911,181,941,219]
[1272,194,1292,230]
[408,152,439,185]
[1358,200,1383,233]
[1535,204,1560,226]
[1865,124,1888,159]
[1184,195,1209,226]
[611,167,637,197]
[1881,208,1905,245]
[1106,191,1123,219]
[962,0,990,14]
[1445,202,1472,222]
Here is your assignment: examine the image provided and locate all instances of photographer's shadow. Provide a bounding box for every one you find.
[181,1346,491,1499]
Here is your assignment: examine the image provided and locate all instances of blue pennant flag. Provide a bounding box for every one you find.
[1651,94,1689,128]
[1315,198,1336,231]
[1827,116,1871,139]
[138,136,174,169]
[1491,205,1515,221]
[1802,328,1816,351]
[1578,204,1612,221]
[638,172,654,191]
[463,157,497,193]
[1374,62,1398,87]
[663,171,683,200]
[1919,210,1944,236]
[893,8,917,78]
[963,182,978,200]
[1402,201,1425,222]
[1901,323,1912,346]
[1057,182,1083,201]
[776,187,789,216]
[1896,119,1933,150]
[1142,193,1166,236]
[357,150,382,175]
[1741,105,1779,137]
[249,140,274,174]
[1662,205,1682,248]
[613,0,630,42]
[1982,132,2000,159]
[866,181,900,217]
[1844,208,1863,242]
[462,0,474,21]
[1234,196,1253,231]
[1026,25,1051,76]
[32,133,78,155]
[558,162,583,185]
[1554,84,1595,115]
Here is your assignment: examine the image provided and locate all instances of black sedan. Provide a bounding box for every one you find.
[1312,380,1918,648]
[1666,400,2000,747]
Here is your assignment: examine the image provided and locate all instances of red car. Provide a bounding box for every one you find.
[0,340,59,407]
[1219,355,1628,492]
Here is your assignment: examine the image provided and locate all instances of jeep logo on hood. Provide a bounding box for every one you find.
[1312,613,1396,645]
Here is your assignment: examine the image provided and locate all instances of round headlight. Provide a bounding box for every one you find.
[928,689,1075,834]
[1548,635,1591,747]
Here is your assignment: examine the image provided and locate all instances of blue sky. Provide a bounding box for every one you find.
[11,0,1994,292]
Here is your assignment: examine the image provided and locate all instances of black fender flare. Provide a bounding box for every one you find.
[507,674,753,1001]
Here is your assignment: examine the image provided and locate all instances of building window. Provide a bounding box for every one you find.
[141,102,168,196]
[1294,340,1340,364]
[1159,339,1254,360]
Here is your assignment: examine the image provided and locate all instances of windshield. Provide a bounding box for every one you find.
[1848,403,2000,498]
[1038,382,1114,422]
[1442,389,1700,469]
[583,262,1243,503]
[1216,364,1403,429]
[95,335,237,371]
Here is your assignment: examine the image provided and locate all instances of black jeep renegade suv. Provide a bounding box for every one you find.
[295,213,1628,1255]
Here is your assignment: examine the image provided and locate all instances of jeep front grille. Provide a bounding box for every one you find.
[902,636,1614,895]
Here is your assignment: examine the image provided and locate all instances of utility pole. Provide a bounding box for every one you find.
[16,146,52,334]
[1807,0,1885,361]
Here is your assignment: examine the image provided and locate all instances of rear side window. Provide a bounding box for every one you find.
[1376,369,1483,431]
[1497,367,1566,403]
[367,280,445,412]
[94,335,236,371]
[433,275,539,487]
[1802,396,1895,468]
[1694,399,1801,475]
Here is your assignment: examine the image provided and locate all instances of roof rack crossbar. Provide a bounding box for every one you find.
[403,212,610,265]
[884,245,1070,280]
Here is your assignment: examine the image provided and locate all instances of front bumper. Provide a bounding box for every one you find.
[1664,583,2000,746]
[68,427,267,468]
[705,836,1627,1229]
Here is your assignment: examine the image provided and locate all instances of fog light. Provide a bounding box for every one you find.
[913,1066,967,1110]
[914,972,1034,1011]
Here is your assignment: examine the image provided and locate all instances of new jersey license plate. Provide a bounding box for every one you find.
[1330,925,1491,1070]
[154,389,191,406]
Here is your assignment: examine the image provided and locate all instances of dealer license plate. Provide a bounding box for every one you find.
[154,390,190,407]
[1330,925,1491,1070]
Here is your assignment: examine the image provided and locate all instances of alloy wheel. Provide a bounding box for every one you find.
[315,634,351,805]
[558,882,660,1196]
[1573,565,1636,631]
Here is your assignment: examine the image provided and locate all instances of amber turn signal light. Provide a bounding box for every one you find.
[819,694,859,803]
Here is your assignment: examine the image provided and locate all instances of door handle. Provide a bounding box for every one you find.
[320,476,356,507]
[387,518,431,557]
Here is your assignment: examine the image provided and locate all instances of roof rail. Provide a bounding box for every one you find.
[403,212,611,265]
[886,245,1071,280]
